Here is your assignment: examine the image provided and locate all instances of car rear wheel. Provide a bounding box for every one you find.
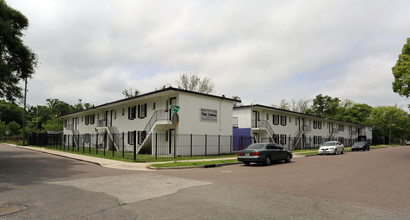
[263,156,271,166]
[285,154,291,163]
[243,162,250,166]
[334,149,338,155]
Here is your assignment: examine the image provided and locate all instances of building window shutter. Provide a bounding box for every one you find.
[128,107,130,119]
[138,105,141,119]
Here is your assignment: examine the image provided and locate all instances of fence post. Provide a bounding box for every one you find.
[205,134,207,156]
[190,134,193,158]
[82,135,85,153]
[112,133,115,157]
[122,132,125,158]
[218,135,220,156]
[103,133,106,157]
[230,135,232,155]
[96,133,99,155]
[63,135,65,151]
[89,135,91,154]
[155,133,158,160]
[133,130,137,161]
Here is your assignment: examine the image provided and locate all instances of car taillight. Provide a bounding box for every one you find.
[238,152,244,156]
[250,152,260,156]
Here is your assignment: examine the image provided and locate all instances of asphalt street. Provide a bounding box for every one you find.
[1,143,409,219]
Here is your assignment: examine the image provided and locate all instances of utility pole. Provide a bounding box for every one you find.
[388,115,392,146]
[22,78,28,146]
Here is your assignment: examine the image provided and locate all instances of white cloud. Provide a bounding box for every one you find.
[9,0,410,110]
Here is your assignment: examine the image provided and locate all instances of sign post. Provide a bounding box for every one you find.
[170,105,180,163]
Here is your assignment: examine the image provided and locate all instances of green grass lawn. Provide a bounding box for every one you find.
[25,144,237,163]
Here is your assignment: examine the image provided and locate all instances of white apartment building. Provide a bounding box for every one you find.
[233,104,372,149]
[61,87,239,156]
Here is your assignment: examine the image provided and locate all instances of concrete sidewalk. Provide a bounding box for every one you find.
[10,144,241,171]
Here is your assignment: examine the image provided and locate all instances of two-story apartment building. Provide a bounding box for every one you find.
[61,87,239,156]
[233,104,372,150]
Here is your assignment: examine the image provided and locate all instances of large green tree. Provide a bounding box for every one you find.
[369,106,410,142]
[392,38,410,98]
[0,0,37,101]
[0,99,23,124]
[306,94,341,118]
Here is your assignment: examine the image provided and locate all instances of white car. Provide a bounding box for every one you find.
[318,141,344,155]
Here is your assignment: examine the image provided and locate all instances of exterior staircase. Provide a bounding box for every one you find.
[136,109,171,154]
[252,120,275,143]
[293,125,311,149]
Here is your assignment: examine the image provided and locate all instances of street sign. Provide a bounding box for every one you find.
[172,113,179,126]
[171,105,180,114]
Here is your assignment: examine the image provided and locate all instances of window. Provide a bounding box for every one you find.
[266,113,269,120]
[90,114,95,124]
[128,106,136,120]
[318,121,322,129]
[85,115,90,125]
[138,104,147,119]
[339,124,344,131]
[289,117,291,123]
[63,120,67,128]
[153,102,156,110]
[273,114,280,125]
[114,110,117,119]
[122,108,125,116]
[128,131,135,145]
[280,134,287,145]
[281,116,287,126]
[313,121,317,129]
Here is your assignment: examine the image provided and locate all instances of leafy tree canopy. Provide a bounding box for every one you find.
[176,73,214,94]
[369,106,410,140]
[0,0,37,101]
[392,38,410,97]
[122,88,140,98]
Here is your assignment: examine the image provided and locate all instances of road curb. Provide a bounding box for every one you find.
[147,162,241,170]
[14,145,104,166]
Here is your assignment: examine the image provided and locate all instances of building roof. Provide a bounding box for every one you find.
[61,87,240,118]
[234,104,369,127]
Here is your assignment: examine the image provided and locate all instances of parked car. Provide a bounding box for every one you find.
[237,143,292,166]
[318,141,344,155]
[351,141,370,151]
[406,140,410,145]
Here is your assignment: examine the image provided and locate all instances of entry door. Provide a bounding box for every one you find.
[168,97,177,119]
[253,111,259,127]
[73,118,77,130]
[105,111,109,127]
[110,110,114,127]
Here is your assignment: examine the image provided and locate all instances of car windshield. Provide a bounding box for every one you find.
[322,142,336,146]
[353,142,365,146]
[246,144,265,150]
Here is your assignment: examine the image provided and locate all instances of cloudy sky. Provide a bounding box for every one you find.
[9,0,410,109]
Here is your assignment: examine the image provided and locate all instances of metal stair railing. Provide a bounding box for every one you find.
[251,120,275,143]
[136,109,171,154]
[72,130,80,148]
[107,126,121,151]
